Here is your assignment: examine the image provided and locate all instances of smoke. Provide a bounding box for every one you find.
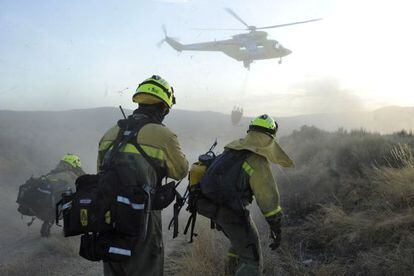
[230,77,364,117]
[290,77,364,114]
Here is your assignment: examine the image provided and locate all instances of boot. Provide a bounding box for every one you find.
[40,221,53,237]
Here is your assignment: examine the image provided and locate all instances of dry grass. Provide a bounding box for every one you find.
[169,219,228,276]
[278,141,414,275]
[172,129,414,276]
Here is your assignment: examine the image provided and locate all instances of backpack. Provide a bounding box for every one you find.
[199,149,251,212]
[56,116,179,262]
[177,143,251,243]
[17,175,70,222]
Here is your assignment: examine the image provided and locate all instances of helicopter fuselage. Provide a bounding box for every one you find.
[165,31,291,69]
[161,8,320,69]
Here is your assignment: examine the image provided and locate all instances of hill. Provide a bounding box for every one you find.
[0,106,413,275]
[1,106,413,185]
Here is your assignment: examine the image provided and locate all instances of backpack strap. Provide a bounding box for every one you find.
[183,208,198,243]
[231,149,253,233]
[129,139,165,182]
[100,115,165,179]
[172,189,184,238]
[127,118,184,239]
[107,115,183,238]
[100,122,132,171]
[168,184,188,237]
[124,116,167,182]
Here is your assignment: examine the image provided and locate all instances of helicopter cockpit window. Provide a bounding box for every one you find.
[274,42,281,49]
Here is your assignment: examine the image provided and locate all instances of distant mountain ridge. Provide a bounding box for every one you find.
[0,106,412,185]
[278,105,414,134]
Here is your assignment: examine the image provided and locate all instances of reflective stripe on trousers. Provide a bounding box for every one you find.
[103,210,164,276]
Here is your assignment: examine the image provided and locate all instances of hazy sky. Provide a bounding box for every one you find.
[0,0,413,116]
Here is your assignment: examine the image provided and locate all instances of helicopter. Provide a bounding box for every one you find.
[159,8,321,69]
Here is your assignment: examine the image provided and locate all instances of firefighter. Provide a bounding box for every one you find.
[197,114,293,275]
[97,75,189,276]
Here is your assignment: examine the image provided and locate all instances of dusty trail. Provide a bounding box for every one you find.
[0,181,188,275]
[0,182,102,275]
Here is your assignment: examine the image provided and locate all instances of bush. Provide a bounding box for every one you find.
[173,127,414,275]
[274,128,414,275]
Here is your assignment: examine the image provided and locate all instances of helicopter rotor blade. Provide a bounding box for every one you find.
[157,39,166,48]
[256,18,322,30]
[158,25,180,48]
[191,28,247,31]
[158,25,167,48]
[162,24,167,36]
[225,8,250,29]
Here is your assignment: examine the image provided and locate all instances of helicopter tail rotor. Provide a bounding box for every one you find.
[157,39,166,48]
[162,24,167,36]
[157,25,180,48]
[157,25,167,48]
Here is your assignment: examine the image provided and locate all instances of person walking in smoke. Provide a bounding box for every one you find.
[17,154,85,237]
[42,154,85,236]
[97,75,189,276]
[197,114,294,275]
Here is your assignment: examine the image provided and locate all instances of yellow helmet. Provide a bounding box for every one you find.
[248,114,278,136]
[132,75,176,108]
[62,154,82,168]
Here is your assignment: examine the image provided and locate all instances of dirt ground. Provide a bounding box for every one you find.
[0,183,190,276]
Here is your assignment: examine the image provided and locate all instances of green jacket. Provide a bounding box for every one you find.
[225,131,293,218]
[98,113,188,276]
[45,161,84,190]
[97,114,189,182]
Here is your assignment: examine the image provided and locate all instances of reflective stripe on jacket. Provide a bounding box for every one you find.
[97,116,189,181]
[225,131,293,218]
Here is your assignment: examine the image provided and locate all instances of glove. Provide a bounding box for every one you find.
[266,214,282,250]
